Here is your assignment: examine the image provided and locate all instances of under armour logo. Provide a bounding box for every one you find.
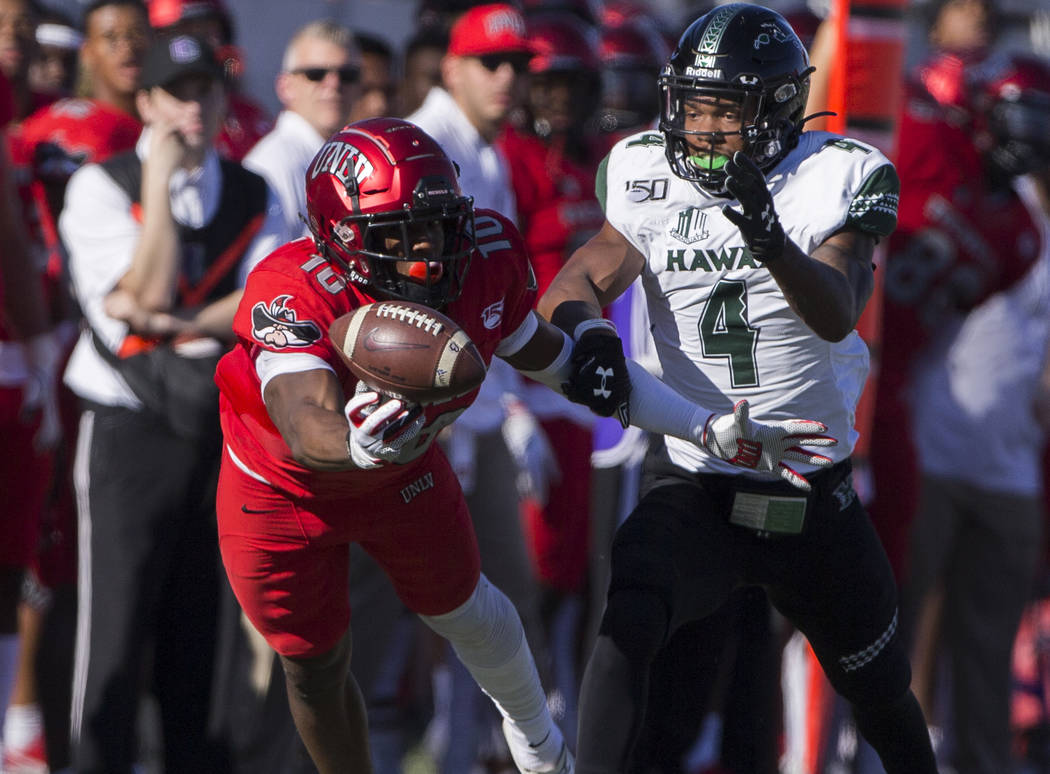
[761,204,776,229]
[594,366,614,399]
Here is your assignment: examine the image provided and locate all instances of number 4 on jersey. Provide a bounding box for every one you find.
[698,278,759,387]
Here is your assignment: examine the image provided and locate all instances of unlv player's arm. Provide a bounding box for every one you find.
[499,314,573,372]
[263,367,357,471]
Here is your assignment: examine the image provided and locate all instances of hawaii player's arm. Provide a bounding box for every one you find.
[536,219,646,335]
[499,310,706,444]
[263,367,356,471]
[500,309,836,491]
[766,226,876,342]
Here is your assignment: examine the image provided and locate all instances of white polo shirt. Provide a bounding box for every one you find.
[408,86,517,222]
[243,110,327,240]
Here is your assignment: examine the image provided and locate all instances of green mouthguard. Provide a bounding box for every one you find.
[689,154,729,171]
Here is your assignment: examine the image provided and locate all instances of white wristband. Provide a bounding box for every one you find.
[572,318,617,341]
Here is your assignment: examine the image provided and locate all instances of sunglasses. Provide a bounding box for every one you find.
[477,54,531,75]
[291,66,360,85]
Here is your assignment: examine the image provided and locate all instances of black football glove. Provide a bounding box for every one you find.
[721,151,787,262]
[561,331,631,428]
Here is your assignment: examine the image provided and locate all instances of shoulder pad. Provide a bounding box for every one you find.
[625,133,665,148]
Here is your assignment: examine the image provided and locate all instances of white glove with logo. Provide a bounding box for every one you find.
[701,400,837,491]
[344,382,425,469]
[501,397,561,505]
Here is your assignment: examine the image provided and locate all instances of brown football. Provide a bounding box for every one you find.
[330,301,487,405]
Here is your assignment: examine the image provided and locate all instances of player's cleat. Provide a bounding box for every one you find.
[1,731,49,774]
[502,718,574,774]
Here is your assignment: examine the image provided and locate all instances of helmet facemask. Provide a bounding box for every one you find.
[985,91,1050,178]
[321,178,476,309]
[306,118,479,309]
[659,66,810,193]
[657,4,813,194]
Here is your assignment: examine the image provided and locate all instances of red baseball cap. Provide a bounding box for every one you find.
[149,0,227,30]
[448,4,534,58]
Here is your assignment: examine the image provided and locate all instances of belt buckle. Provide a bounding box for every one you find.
[729,491,807,534]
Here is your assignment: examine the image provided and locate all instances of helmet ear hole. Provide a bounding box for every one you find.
[333,221,356,245]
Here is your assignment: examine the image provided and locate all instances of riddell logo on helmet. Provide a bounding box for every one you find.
[686,66,722,78]
[310,141,375,191]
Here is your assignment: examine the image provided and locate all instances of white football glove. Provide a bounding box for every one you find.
[701,399,837,492]
[501,397,561,506]
[344,382,425,469]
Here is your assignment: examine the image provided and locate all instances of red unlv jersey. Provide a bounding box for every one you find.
[216,209,536,500]
[880,83,1040,394]
[10,99,140,234]
[2,99,140,344]
[14,98,141,180]
[868,81,1041,576]
[498,126,604,297]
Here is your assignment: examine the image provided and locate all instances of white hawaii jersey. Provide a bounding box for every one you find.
[600,129,900,476]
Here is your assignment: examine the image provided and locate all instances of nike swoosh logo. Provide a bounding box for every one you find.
[362,326,431,352]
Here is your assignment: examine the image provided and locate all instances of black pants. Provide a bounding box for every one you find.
[577,452,933,774]
[70,403,228,774]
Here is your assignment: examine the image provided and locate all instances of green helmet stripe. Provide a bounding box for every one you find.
[696,6,739,56]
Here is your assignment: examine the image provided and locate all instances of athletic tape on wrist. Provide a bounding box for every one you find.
[572,318,617,341]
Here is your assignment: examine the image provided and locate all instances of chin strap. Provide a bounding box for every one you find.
[800,110,837,126]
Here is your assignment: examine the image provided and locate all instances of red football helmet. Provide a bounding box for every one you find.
[149,0,233,45]
[597,17,668,132]
[601,0,648,27]
[305,118,475,308]
[522,0,603,26]
[528,12,601,73]
[975,53,1050,177]
[918,51,973,114]
[525,13,602,136]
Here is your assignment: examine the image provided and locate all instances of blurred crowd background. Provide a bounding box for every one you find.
[2,0,1050,773]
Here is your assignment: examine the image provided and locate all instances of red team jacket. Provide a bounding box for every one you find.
[880,80,1040,408]
[868,80,1041,574]
[4,98,140,338]
[498,126,605,297]
[215,209,537,501]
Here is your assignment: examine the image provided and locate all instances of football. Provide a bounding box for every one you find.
[330,301,487,405]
